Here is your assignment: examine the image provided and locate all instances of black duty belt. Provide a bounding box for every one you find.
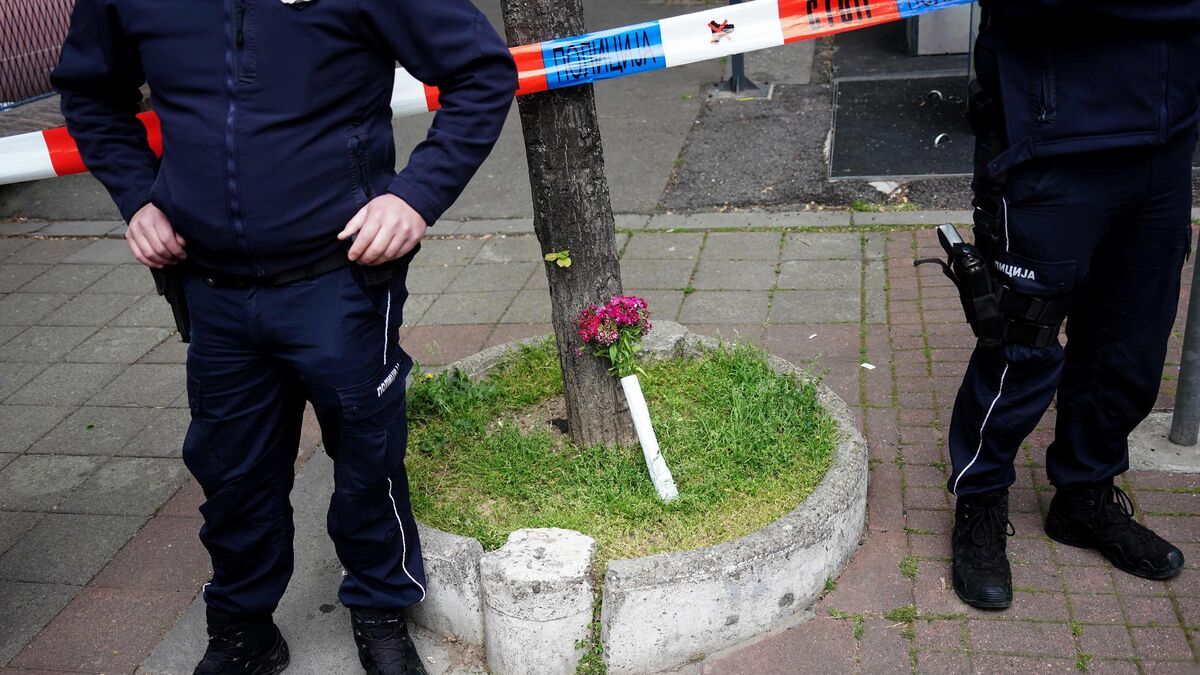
[195,249,353,289]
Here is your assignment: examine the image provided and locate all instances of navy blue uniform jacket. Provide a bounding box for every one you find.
[52,0,517,277]
[978,0,1200,174]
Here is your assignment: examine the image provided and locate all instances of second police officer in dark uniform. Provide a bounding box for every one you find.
[938,0,1200,609]
[51,0,518,670]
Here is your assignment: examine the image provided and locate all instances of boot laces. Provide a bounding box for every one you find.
[355,616,413,671]
[964,501,1014,560]
[199,628,251,666]
[1098,485,1157,543]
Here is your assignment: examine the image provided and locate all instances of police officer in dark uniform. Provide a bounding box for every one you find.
[51,0,517,670]
[942,1,1200,609]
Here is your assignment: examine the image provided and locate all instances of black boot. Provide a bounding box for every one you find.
[1045,482,1184,580]
[952,491,1014,610]
[350,608,428,675]
[194,607,289,675]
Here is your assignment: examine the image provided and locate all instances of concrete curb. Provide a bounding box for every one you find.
[413,321,868,674]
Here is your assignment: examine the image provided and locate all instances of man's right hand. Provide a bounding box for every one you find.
[126,202,186,268]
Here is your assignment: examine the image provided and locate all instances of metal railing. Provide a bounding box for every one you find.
[1,0,74,110]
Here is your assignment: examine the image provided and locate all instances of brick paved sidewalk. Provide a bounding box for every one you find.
[0,213,1197,673]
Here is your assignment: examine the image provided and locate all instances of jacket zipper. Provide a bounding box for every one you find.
[349,134,374,201]
[1036,46,1056,125]
[223,0,261,275]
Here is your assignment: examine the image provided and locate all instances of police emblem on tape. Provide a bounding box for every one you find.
[708,20,735,43]
[376,362,401,398]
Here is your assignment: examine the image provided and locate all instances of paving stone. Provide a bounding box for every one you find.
[0,581,77,666]
[0,512,42,555]
[5,239,90,265]
[701,232,782,260]
[5,363,123,406]
[485,324,552,348]
[37,293,140,327]
[771,290,861,323]
[968,618,1075,656]
[0,239,33,261]
[499,289,551,324]
[619,259,696,289]
[679,291,769,324]
[61,237,134,264]
[60,457,188,516]
[138,334,189,364]
[400,325,491,366]
[0,292,71,325]
[447,262,535,292]
[0,324,23,347]
[0,325,95,362]
[764,323,861,363]
[777,259,860,290]
[817,532,911,614]
[400,293,434,326]
[700,617,856,674]
[405,264,462,295]
[159,479,205,518]
[914,651,971,673]
[0,263,48,292]
[65,326,171,364]
[0,405,71,453]
[858,618,913,673]
[85,264,155,294]
[1079,623,1137,659]
[1123,594,1180,627]
[855,210,974,227]
[8,586,192,673]
[93,515,208,591]
[1132,627,1194,661]
[971,655,1077,673]
[0,513,143,585]
[86,363,184,407]
[450,218,535,236]
[691,260,777,290]
[686,324,766,346]
[622,232,704,260]
[0,454,103,511]
[421,291,516,325]
[0,220,46,235]
[471,236,541,265]
[412,239,484,267]
[121,408,190,458]
[915,619,965,652]
[626,289,685,323]
[28,406,160,457]
[782,233,863,261]
[37,221,120,238]
[110,295,176,327]
[19,264,110,294]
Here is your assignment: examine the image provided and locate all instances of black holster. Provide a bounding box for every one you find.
[151,267,192,343]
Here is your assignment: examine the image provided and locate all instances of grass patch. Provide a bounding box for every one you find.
[885,605,918,624]
[899,554,919,579]
[406,339,840,569]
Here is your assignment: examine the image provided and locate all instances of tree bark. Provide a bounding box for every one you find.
[500,0,635,448]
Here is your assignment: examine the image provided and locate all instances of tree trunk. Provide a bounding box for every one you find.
[500,0,635,448]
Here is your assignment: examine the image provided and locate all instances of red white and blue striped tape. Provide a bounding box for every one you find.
[0,0,970,186]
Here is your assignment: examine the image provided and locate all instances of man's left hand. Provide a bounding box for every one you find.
[338,194,427,265]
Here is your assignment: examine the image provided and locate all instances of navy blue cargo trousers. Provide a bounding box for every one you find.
[948,128,1198,497]
[181,259,425,617]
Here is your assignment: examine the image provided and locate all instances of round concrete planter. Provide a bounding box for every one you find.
[404,322,868,674]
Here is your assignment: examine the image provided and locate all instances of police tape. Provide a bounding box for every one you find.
[0,0,970,186]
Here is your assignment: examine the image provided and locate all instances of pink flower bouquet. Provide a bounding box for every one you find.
[575,296,652,378]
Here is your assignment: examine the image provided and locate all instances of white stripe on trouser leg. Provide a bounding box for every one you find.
[383,290,392,365]
[952,363,1009,496]
[387,477,426,602]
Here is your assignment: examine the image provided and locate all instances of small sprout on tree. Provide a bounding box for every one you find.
[544,250,572,268]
